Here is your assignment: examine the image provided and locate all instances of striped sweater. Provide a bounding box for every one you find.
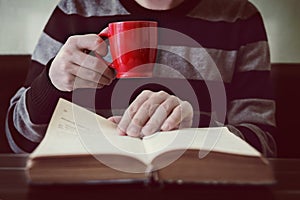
[5,0,277,156]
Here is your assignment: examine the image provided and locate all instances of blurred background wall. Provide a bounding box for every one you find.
[0,0,299,63]
[0,0,59,55]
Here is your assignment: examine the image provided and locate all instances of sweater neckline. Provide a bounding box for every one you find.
[119,0,201,16]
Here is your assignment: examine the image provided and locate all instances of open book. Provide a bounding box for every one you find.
[26,98,275,185]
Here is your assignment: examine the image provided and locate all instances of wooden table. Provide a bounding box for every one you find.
[0,154,299,200]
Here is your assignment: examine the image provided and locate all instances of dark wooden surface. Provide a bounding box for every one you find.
[0,154,299,200]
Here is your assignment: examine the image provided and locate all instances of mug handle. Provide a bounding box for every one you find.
[98,27,110,38]
[98,27,116,69]
[83,27,110,57]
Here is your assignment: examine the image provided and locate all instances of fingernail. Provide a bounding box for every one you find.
[142,125,155,136]
[117,128,126,136]
[161,123,170,131]
[127,126,140,137]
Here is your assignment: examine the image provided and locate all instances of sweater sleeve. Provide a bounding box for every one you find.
[5,4,72,153]
[226,6,277,157]
[5,0,126,153]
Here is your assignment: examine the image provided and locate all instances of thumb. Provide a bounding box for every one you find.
[108,116,122,124]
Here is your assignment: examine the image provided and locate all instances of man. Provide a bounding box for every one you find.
[6,0,277,156]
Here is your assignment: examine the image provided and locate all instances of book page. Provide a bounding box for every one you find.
[31,98,261,172]
[142,127,261,163]
[30,99,147,162]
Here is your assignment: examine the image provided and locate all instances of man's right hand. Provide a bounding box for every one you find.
[49,34,115,91]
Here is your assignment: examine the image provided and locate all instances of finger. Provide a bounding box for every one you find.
[127,91,169,136]
[125,91,170,137]
[72,51,115,81]
[131,90,169,120]
[141,95,180,136]
[107,116,127,136]
[161,101,193,131]
[54,72,77,92]
[126,102,160,137]
[67,34,108,56]
[117,90,152,135]
[60,44,114,81]
[94,34,109,56]
[72,76,105,89]
[127,90,154,118]
[107,116,122,124]
[65,34,114,81]
[71,65,113,86]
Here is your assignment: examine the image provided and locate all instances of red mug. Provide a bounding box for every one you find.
[99,21,158,78]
